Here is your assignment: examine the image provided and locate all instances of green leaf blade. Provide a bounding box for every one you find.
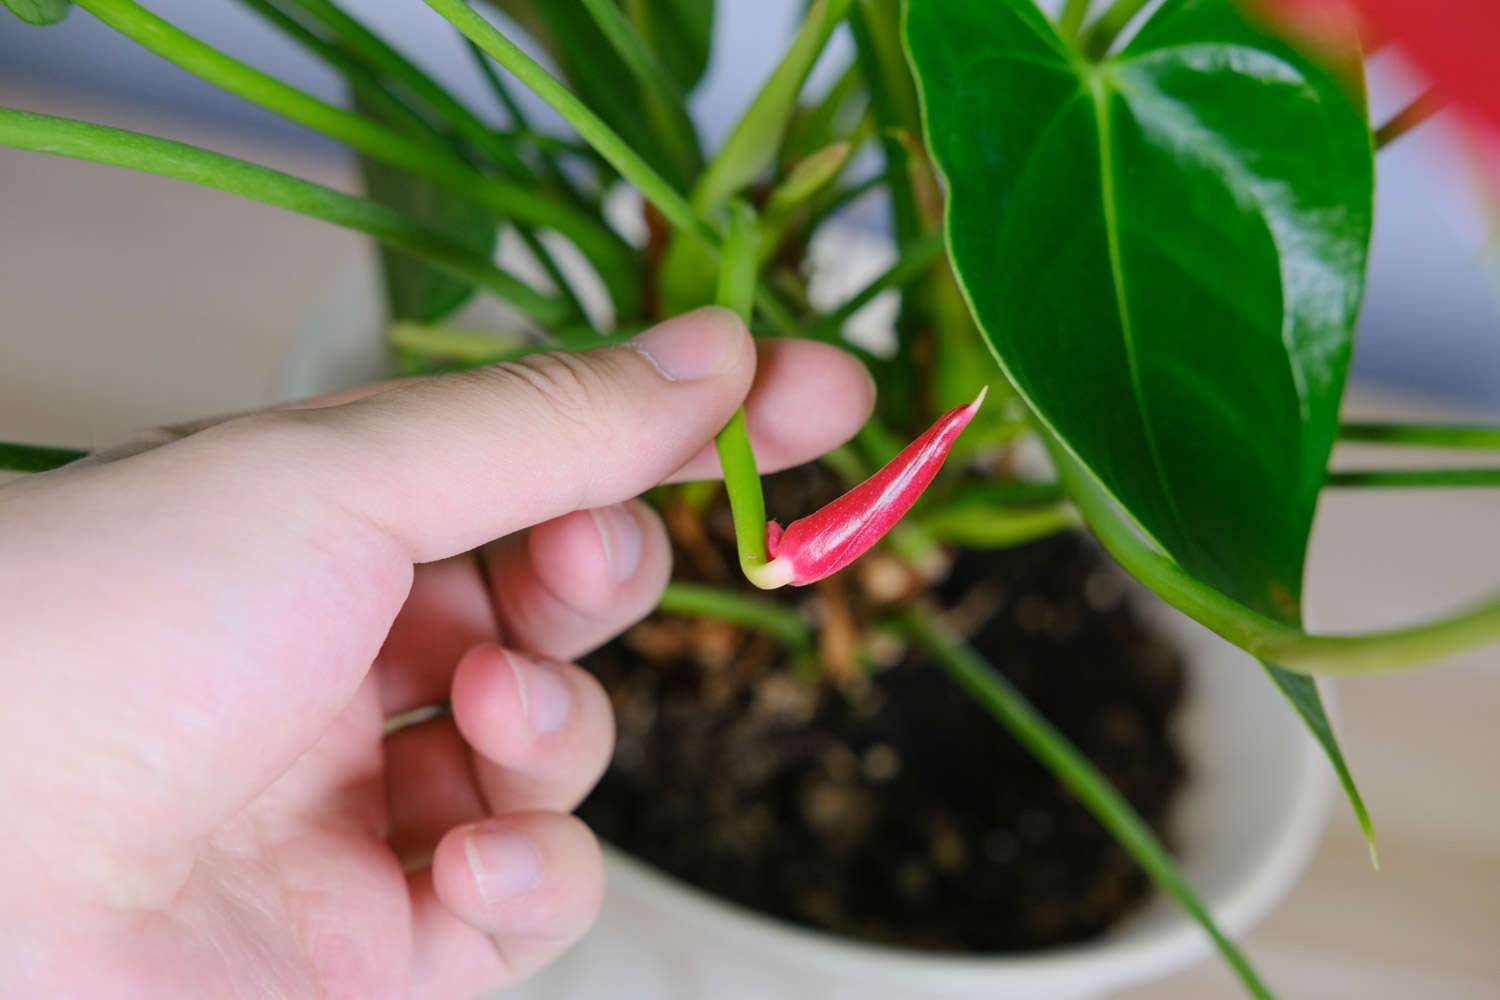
[352,88,498,325]
[1260,661,1375,855]
[3,0,70,25]
[907,0,1375,845]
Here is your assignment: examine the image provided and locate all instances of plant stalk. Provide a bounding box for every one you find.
[1374,89,1443,149]
[577,0,699,174]
[283,0,536,178]
[809,229,945,340]
[0,107,570,327]
[1082,0,1153,58]
[72,0,641,317]
[1340,422,1500,449]
[462,37,595,208]
[901,609,1274,1000]
[1326,468,1500,488]
[658,581,811,647]
[711,201,781,588]
[424,0,807,337]
[1050,434,1500,674]
[1058,0,1093,40]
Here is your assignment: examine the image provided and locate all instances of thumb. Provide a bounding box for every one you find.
[224,305,757,565]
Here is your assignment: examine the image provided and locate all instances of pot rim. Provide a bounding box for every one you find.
[595,602,1334,994]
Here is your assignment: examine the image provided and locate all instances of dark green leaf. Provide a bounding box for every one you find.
[3,0,69,25]
[352,87,498,324]
[1262,663,1374,851]
[483,0,703,188]
[625,0,714,93]
[907,0,1373,832]
[0,441,86,472]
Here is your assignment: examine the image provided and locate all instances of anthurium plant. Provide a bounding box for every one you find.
[4,0,1499,994]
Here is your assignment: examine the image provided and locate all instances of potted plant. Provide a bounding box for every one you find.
[3,0,1497,997]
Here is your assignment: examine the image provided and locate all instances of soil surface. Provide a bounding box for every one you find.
[577,466,1187,953]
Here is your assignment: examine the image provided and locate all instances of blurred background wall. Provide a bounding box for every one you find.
[1,0,1496,411]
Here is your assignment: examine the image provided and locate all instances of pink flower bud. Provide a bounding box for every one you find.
[747,387,987,588]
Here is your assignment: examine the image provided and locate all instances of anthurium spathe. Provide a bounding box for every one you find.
[745,387,987,589]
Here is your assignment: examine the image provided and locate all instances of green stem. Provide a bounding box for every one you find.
[577,0,699,174]
[233,0,591,324]
[1340,422,1500,449]
[392,321,637,365]
[286,1,596,322]
[1327,468,1500,488]
[917,502,1080,549]
[462,36,596,205]
[803,171,889,234]
[712,202,778,587]
[1058,0,1092,40]
[1051,438,1500,675]
[424,0,716,249]
[73,0,640,318]
[901,609,1274,1000]
[1082,0,1152,59]
[690,0,855,215]
[427,0,808,334]
[0,107,569,327]
[809,230,945,340]
[847,0,921,247]
[234,0,437,138]
[0,442,89,474]
[285,0,536,180]
[1374,89,1443,149]
[658,581,811,648]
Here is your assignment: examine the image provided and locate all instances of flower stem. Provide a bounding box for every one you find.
[0,442,88,474]
[900,609,1274,1000]
[808,229,945,340]
[1326,468,1500,488]
[72,0,641,317]
[577,0,699,172]
[658,582,811,648]
[1082,0,1152,59]
[0,107,570,327]
[916,501,1080,548]
[461,37,595,207]
[1374,89,1443,149]
[283,0,536,179]
[1057,0,1093,41]
[1340,421,1500,449]
[424,0,715,248]
[423,0,805,336]
[391,322,639,366]
[712,201,779,587]
[233,0,592,324]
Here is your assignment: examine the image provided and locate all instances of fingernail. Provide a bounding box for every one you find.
[626,306,744,381]
[589,503,643,583]
[464,826,543,903]
[501,649,572,735]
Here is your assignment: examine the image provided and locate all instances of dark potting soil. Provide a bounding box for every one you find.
[576,466,1186,953]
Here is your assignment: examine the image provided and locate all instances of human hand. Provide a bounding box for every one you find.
[0,308,873,999]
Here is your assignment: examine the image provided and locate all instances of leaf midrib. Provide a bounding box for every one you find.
[1088,71,1191,556]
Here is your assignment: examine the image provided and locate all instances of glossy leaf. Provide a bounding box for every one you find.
[3,0,69,24]
[908,0,1374,835]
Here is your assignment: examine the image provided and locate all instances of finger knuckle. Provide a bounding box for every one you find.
[483,352,620,441]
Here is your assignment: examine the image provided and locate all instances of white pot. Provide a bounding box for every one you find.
[279,232,1333,1000]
